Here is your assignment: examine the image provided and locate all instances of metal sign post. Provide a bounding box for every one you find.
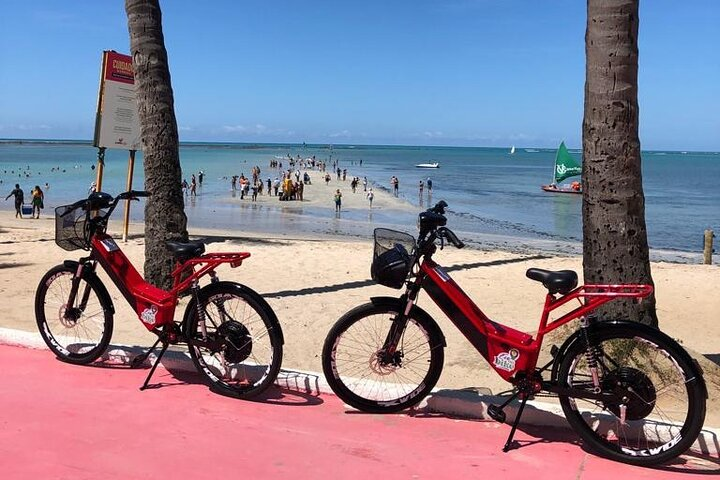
[94,147,106,192]
[122,150,136,242]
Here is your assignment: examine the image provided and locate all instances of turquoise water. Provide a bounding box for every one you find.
[1,140,718,254]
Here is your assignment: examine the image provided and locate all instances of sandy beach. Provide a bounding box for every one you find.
[1,172,718,421]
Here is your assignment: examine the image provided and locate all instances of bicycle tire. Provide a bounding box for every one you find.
[556,322,706,466]
[184,281,283,399]
[322,301,445,413]
[35,264,114,364]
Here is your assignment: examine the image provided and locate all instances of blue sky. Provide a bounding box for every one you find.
[0,0,718,150]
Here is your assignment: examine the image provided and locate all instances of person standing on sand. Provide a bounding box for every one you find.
[5,183,24,218]
[334,189,342,212]
[362,176,367,192]
[31,185,44,219]
[366,188,374,209]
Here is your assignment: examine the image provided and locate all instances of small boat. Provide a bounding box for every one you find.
[510,145,516,154]
[542,182,582,194]
[542,141,582,194]
[415,162,439,168]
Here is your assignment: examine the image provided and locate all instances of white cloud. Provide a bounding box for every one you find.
[329,130,352,138]
[222,125,248,133]
[16,124,52,131]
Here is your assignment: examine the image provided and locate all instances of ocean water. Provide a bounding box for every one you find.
[1,140,718,255]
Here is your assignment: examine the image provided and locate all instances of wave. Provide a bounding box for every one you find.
[448,210,581,242]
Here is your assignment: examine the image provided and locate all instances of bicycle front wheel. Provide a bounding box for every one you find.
[185,282,283,399]
[557,322,706,466]
[35,264,114,364]
[322,302,444,413]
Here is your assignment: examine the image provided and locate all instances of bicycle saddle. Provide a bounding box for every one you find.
[165,240,205,260]
[525,268,578,294]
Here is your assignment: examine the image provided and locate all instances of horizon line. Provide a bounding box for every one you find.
[0,138,717,155]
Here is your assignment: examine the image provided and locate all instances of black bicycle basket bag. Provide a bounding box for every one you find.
[371,244,411,289]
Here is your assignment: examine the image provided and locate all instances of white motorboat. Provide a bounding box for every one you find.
[415,162,439,168]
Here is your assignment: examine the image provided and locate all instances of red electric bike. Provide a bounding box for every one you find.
[35,190,283,398]
[322,201,706,466]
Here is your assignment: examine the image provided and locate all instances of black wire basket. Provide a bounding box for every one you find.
[371,228,416,289]
[54,204,89,251]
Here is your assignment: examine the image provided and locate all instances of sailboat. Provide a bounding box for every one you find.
[510,145,515,154]
[541,141,582,194]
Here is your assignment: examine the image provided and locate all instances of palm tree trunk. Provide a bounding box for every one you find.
[582,0,657,326]
[126,0,188,289]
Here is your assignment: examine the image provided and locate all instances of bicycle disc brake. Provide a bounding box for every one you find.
[370,349,403,375]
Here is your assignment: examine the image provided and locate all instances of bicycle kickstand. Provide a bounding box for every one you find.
[138,341,170,391]
[501,394,529,453]
[130,337,163,369]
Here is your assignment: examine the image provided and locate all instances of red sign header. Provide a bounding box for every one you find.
[104,51,134,85]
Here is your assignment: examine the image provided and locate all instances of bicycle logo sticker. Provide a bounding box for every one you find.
[493,348,520,372]
[140,305,158,326]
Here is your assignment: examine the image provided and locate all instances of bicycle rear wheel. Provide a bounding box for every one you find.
[557,322,706,466]
[185,282,283,399]
[35,264,114,364]
[322,302,444,413]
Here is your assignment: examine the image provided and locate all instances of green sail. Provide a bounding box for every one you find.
[554,141,582,183]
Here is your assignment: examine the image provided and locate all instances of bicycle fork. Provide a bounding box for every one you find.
[380,291,419,361]
[64,261,96,322]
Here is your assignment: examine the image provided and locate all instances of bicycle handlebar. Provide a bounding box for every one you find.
[115,190,151,201]
[430,200,448,215]
[416,201,465,253]
[439,227,465,249]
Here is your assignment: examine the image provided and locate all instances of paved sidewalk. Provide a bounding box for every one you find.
[0,344,716,479]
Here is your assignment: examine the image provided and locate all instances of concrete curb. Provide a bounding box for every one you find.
[1,327,717,457]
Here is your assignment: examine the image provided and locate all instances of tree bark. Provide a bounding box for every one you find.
[582,0,657,326]
[126,0,188,289]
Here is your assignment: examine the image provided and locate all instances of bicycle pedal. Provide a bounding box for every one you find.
[487,404,506,423]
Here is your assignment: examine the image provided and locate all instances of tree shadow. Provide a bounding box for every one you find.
[704,354,720,366]
[0,262,34,269]
[262,254,550,298]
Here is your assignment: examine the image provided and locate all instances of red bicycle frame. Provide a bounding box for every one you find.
[418,258,653,382]
[90,232,250,331]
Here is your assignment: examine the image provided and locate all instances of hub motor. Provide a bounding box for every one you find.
[602,367,656,420]
[217,321,253,363]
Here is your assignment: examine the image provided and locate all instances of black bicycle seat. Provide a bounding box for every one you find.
[165,240,205,260]
[526,268,578,294]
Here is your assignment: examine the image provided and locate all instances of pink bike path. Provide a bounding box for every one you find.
[0,344,715,479]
